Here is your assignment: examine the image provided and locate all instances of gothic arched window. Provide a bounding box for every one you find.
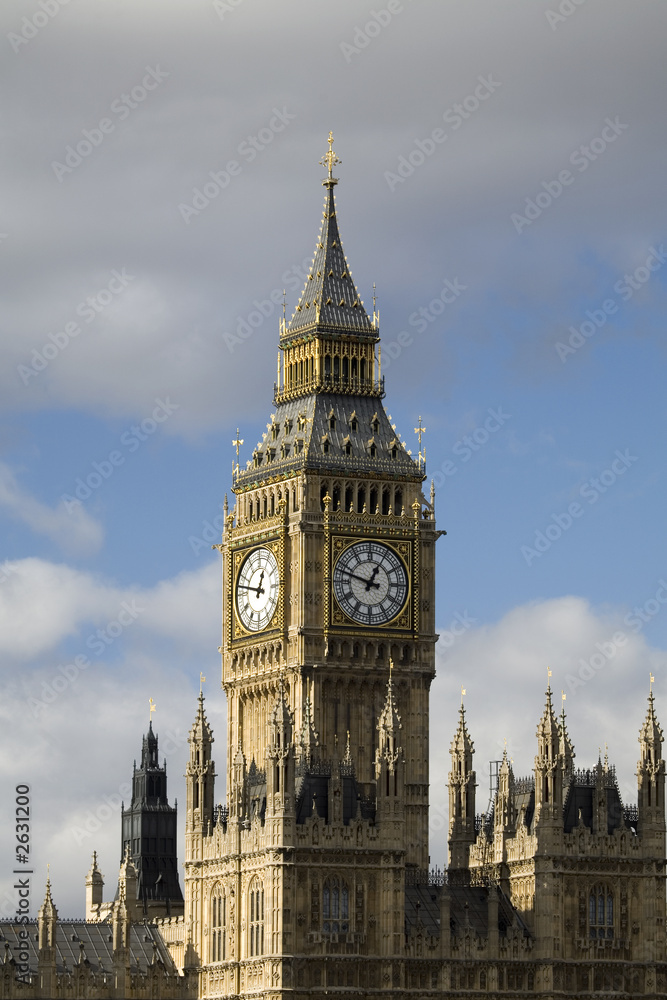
[589,886,613,939]
[210,887,226,962]
[248,879,264,956]
[322,877,349,935]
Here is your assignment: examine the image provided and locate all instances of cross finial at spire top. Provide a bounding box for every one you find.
[320,131,341,182]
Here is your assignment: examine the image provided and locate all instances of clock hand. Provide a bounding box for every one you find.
[365,566,380,592]
[339,569,380,590]
[253,570,265,599]
[238,584,266,594]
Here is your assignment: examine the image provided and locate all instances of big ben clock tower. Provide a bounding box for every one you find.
[184,135,442,999]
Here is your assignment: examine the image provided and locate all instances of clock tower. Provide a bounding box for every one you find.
[184,136,442,998]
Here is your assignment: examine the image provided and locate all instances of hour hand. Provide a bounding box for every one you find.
[253,570,265,598]
[365,566,380,592]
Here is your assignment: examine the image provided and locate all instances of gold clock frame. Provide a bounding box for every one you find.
[329,535,413,632]
[230,536,285,642]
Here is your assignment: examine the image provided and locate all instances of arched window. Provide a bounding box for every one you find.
[322,877,349,935]
[589,886,613,939]
[248,879,264,956]
[210,887,226,962]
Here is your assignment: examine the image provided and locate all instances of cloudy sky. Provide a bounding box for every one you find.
[2,0,667,918]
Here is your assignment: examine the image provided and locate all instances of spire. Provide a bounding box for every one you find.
[558,692,575,780]
[40,875,57,921]
[448,701,476,870]
[190,691,214,746]
[451,701,474,760]
[141,720,158,769]
[297,694,320,765]
[268,673,293,759]
[537,680,559,740]
[85,851,104,920]
[639,690,664,756]
[375,666,402,776]
[284,133,376,342]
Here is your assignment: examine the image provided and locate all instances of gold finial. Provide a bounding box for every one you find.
[414,416,426,471]
[232,428,244,476]
[460,685,466,707]
[319,131,341,180]
[149,697,156,721]
[547,666,552,689]
[200,672,206,694]
[650,672,655,693]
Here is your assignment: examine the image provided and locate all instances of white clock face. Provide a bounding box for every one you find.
[333,540,408,626]
[236,547,280,632]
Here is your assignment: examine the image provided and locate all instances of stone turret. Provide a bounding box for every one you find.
[637,689,666,846]
[37,877,57,997]
[534,683,563,827]
[186,692,216,838]
[85,851,104,920]
[448,702,476,870]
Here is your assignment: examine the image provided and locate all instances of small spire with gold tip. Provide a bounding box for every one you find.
[414,416,426,471]
[149,698,156,722]
[232,429,244,476]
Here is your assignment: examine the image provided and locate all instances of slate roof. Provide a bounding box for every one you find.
[234,392,422,489]
[0,920,177,976]
[283,179,376,342]
[563,766,633,835]
[404,883,530,940]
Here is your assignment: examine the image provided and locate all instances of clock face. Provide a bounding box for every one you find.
[333,540,408,626]
[236,547,280,632]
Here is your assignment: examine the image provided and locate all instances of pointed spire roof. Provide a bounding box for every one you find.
[536,681,559,742]
[141,720,158,769]
[450,703,474,757]
[639,691,663,750]
[283,133,376,343]
[298,694,320,763]
[270,673,293,731]
[377,668,402,740]
[376,666,402,773]
[189,691,214,745]
[39,875,57,919]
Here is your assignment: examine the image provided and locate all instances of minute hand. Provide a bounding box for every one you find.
[340,569,380,590]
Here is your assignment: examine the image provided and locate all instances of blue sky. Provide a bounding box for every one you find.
[1,0,667,917]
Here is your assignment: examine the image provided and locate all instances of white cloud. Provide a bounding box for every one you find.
[0,556,220,660]
[0,554,224,918]
[0,461,103,556]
